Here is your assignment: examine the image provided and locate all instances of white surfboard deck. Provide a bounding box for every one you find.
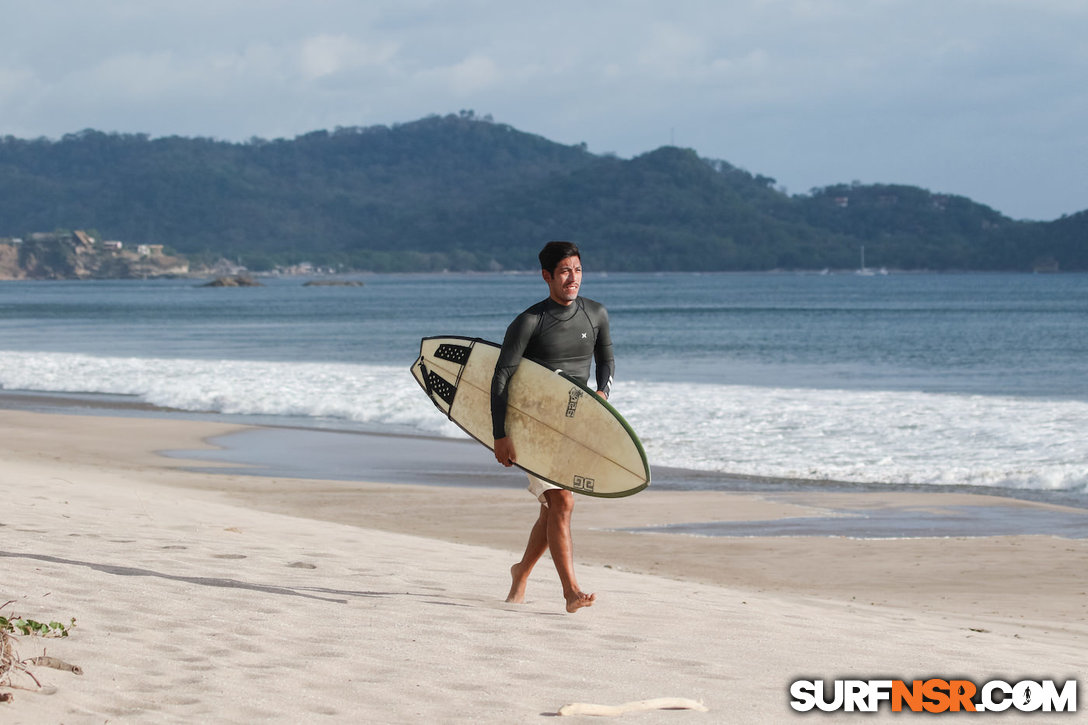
[411,336,650,497]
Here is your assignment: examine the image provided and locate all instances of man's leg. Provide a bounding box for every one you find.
[506,504,549,603]
[543,488,596,613]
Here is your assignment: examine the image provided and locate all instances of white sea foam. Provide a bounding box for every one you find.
[0,351,461,438]
[2,351,1086,493]
[620,380,1088,492]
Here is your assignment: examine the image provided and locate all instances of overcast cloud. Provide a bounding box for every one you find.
[1,0,1085,220]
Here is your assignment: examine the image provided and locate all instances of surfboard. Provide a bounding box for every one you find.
[411,336,650,497]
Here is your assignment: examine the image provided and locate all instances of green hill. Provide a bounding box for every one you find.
[1,112,1084,272]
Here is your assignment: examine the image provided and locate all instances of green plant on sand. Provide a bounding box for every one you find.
[1,600,80,701]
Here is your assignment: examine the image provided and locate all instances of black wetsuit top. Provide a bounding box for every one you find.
[490,296,614,440]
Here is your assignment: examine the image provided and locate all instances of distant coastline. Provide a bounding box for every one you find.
[0,230,1081,280]
[0,230,188,280]
[0,231,354,281]
[2,119,1085,273]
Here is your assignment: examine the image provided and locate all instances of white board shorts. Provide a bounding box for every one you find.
[527,473,561,505]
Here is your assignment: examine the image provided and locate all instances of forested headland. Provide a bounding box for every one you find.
[1,112,1084,274]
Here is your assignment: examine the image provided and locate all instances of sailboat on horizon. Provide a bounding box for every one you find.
[856,245,888,276]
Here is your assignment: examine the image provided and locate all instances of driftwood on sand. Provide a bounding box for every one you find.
[558,697,709,717]
[26,655,83,675]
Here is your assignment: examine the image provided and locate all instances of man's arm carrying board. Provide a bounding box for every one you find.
[411,336,650,497]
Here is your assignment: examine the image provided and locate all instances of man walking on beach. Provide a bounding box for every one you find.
[492,241,614,613]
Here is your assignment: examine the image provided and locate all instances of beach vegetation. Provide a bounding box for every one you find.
[0,601,75,639]
[0,615,75,638]
[1,601,79,698]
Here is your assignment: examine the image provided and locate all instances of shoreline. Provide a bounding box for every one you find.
[4,388,1087,512]
[3,407,1087,721]
[3,405,1086,620]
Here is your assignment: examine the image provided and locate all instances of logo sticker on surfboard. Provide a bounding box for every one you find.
[573,475,595,492]
[566,387,583,418]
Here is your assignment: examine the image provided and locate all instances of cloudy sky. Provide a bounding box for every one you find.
[2,0,1085,220]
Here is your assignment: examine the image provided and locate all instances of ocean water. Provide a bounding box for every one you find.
[1,272,1086,499]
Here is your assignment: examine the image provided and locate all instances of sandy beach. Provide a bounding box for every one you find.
[2,408,1085,723]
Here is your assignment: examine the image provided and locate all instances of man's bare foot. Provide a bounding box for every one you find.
[565,590,596,613]
[506,563,530,603]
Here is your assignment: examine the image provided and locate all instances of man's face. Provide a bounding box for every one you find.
[543,255,582,306]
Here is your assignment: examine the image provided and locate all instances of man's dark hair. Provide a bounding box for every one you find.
[539,241,581,274]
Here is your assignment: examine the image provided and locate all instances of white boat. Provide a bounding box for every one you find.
[855,246,888,275]
[856,246,875,276]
